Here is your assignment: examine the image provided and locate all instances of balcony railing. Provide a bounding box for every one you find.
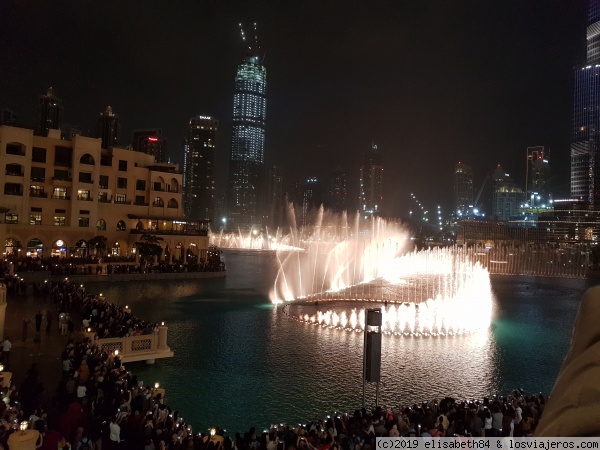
[77,196,93,201]
[30,177,45,182]
[5,171,24,177]
[4,191,23,196]
[98,197,112,203]
[152,202,164,207]
[52,177,72,182]
[134,202,149,206]
[51,195,70,200]
[78,179,93,184]
[30,192,48,198]
[99,184,109,189]
[114,200,132,205]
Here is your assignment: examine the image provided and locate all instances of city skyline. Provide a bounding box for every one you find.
[0,1,588,217]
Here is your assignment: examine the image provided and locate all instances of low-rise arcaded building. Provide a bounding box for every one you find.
[0,124,209,262]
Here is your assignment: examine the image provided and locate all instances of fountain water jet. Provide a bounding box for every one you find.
[271,207,493,337]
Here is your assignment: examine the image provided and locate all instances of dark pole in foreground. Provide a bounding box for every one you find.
[363,308,382,408]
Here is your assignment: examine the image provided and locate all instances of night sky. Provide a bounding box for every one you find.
[0,0,588,218]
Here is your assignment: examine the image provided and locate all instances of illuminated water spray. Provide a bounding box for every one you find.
[268,208,493,337]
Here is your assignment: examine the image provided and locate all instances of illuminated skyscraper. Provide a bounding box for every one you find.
[228,24,267,230]
[359,143,383,219]
[184,116,218,221]
[35,87,63,136]
[571,0,600,205]
[454,162,473,216]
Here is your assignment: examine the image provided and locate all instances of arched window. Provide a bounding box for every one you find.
[167,198,178,208]
[117,220,126,231]
[153,197,164,207]
[26,238,44,257]
[79,154,95,165]
[5,143,25,156]
[96,219,106,230]
[170,178,179,193]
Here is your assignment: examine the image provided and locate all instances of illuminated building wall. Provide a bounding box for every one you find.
[228,54,267,230]
[571,0,600,206]
[0,124,211,262]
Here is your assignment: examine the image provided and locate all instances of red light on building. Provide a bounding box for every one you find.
[148,137,158,142]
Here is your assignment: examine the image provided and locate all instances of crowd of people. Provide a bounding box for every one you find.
[3,250,226,278]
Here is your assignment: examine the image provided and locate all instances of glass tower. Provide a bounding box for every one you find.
[571,0,600,205]
[228,54,267,230]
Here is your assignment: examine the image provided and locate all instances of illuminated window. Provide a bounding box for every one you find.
[54,216,66,226]
[29,214,42,225]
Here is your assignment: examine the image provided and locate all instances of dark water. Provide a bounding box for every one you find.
[86,251,588,434]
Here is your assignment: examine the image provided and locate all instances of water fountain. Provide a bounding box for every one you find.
[269,207,494,337]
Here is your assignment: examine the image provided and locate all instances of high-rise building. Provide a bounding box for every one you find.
[228,46,267,231]
[266,165,285,229]
[35,87,63,137]
[359,142,383,219]
[132,129,167,163]
[329,166,348,213]
[571,0,600,205]
[492,164,525,220]
[183,116,218,221]
[454,162,473,216]
[97,106,119,149]
[526,146,552,208]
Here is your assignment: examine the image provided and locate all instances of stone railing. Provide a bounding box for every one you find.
[90,325,173,364]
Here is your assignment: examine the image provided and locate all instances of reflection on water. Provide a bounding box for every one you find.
[86,252,587,434]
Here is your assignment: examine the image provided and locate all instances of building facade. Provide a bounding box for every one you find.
[0,125,209,263]
[454,162,473,216]
[183,116,218,222]
[228,54,267,231]
[571,0,600,206]
[359,143,383,219]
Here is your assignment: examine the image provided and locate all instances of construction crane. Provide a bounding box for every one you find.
[473,174,490,212]
[239,22,261,55]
